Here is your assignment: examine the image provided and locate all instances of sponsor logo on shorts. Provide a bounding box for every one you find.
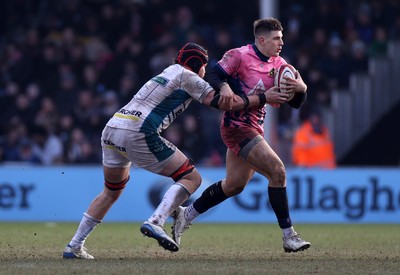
[103,139,126,152]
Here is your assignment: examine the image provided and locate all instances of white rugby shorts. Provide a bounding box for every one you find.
[101,126,176,173]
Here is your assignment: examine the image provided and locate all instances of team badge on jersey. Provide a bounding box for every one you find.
[268,68,276,76]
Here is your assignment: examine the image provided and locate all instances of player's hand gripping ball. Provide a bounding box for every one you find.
[274,64,296,100]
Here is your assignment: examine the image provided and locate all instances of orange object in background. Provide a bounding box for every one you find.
[292,111,336,169]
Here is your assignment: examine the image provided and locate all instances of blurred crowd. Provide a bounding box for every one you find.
[0,0,399,166]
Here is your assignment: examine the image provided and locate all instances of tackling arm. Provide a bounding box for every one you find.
[203,90,266,111]
[204,65,228,91]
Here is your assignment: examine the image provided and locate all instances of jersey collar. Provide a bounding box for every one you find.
[252,43,270,62]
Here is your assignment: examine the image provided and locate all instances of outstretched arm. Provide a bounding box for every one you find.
[203,86,291,111]
[205,66,236,110]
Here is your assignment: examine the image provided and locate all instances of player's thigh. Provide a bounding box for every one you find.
[157,147,187,176]
[103,126,174,173]
[246,139,286,186]
[103,166,130,183]
[223,149,255,196]
[101,127,132,182]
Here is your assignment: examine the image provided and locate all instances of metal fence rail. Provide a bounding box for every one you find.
[328,41,400,160]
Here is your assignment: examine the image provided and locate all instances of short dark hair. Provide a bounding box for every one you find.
[253,18,283,37]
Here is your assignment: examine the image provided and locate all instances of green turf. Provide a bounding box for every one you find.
[0,222,399,274]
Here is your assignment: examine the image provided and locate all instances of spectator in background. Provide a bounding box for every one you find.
[2,43,32,87]
[353,3,374,44]
[75,140,99,164]
[117,73,139,103]
[99,90,120,120]
[81,64,106,95]
[0,119,39,164]
[13,93,37,126]
[35,42,60,97]
[18,138,41,164]
[65,127,99,164]
[318,35,351,89]
[311,27,328,53]
[34,97,60,134]
[67,43,89,87]
[25,83,42,112]
[54,66,80,116]
[173,6,197,46]
[72,89,102,142]
[368,26,388,57]
[149,44,179,75]
[1,126,21,162]
[0,81,20,127]
[58,114,75,159]
[73,90,96,128]
[211,28,235,63]
[66,127,88,163]
[291,108,336,169]
[349,40,369,73]
[31,125,63,165]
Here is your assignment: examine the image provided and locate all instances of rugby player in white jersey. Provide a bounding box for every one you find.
[63,42,291,259]
[171,18,311,253]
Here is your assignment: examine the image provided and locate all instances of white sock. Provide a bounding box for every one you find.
[70,212,101,249]
[282,226,296,238]
[148,183,190,227]
[184,204,200,222]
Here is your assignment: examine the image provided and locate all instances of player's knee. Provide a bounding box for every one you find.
[231,185,245,196]
[224,183,245,196]
[170,158,196,182]
[104,176,130,191]
[270,165,286,187]
[179,167,202,189]
[189,169,202,188]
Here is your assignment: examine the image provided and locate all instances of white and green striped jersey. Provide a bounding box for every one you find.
[106,64,213,134]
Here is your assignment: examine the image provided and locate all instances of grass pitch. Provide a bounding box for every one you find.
[0,222,399,274]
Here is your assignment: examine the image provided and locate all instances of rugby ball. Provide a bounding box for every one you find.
[274,64,296,100]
